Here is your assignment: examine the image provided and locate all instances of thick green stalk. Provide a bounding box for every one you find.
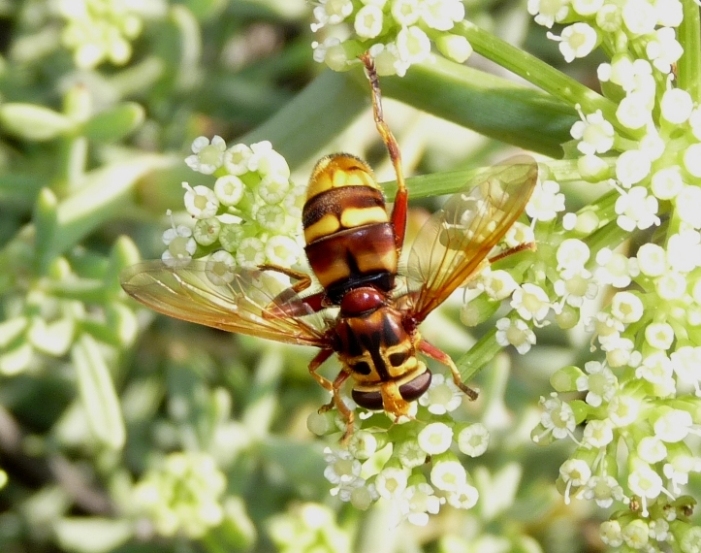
[678,0,701,100]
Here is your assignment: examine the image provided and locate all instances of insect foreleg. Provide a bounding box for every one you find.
[418,339,479,401]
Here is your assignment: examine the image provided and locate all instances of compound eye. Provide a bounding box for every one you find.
[352,389,384,410]
[398,371,432,402]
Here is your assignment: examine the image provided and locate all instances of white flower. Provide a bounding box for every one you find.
[606,393,641,427]
[265,236,301,267]
[526,180,565,221]
[400,483,441,526]
[670,345,701,396]
[600,520,624,547]
[655,271,687,300]
[223,143,253,175]
[235,237,266,268]
[185,136,226,175]
[627,463,664,517]
[528,0,570,28]
[539,393,576,440]
[182,182,219,219]
[511,283,551,322]
[636,243,667,277]
[554,267,597,308]
[396,25,432,65]
[496,317,537,354]
[430,459,467,492]
[645,27,684,73]
[675,185,701,227]
[374,467,410,499]
[616,92,653,130]
[644,322,675,350]
[576,361,617,407]
[637,436,668,464]
[161,220,196,267]
[654,0,683,26]
[601,335,639,368]
[420,0,465,31]
[323,447,361,485]
[621,0,657,35]
[667,229,701,273]
[556,238,590,271]
[654,409,693,443]
[457,423,490,457]
[595,248,638,288]
[614,186,660,232]
[395,439,428,468]
[570,107,614,155]
[581,419,614,448]
[636,350,674,388]
[571,0,603,16]
[205,250,236,286]
[354,5,384,38]
[583,475,624,508]
[418,373,462,414]
[391,0,421,26]
[615,150,651,188]
[548,23,598,62]
[417,422,453,455]
[445,483,479,509]
[650,166,684,200]
[214,175,245,207]
[477,269,519,301]
[559,458,591,504]
[661,88,693,124]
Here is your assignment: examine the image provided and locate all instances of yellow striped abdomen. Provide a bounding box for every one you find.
[303,154,398,302]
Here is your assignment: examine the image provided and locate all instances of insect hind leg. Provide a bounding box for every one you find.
[359,52,408,253]
[418,339,479,400]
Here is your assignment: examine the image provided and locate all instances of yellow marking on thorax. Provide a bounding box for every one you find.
[304,213,340,243]
[340,206,388,228]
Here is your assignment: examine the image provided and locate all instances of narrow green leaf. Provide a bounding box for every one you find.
[377,57,577,158]
[35,155,176,267]
[0,103,75,141]
[33,188,59,273]
[82,103,145,142]
[71,333,126,449]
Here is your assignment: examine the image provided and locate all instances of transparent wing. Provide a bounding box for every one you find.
[120,260,330,347]
[404,155,538,323]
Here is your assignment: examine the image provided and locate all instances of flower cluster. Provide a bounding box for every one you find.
[471,0,701,547]
[56,0,144,69]
[132,452,227,538]
[311,0,472,76]
[308,374,486,525]
[166,138,306,274]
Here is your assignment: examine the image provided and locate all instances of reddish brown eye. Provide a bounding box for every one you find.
[352,389,384,410]
[399,371,432,402]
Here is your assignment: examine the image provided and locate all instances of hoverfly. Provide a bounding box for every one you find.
[121,53,538,438]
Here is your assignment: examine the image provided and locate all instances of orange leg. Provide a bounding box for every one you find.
[488,242,536,264]
[419,339,479,400]
[359,53,408,253]
[309,349,355,440]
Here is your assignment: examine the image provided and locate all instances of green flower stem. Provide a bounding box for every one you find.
[458,22,623,134]
[678,0,701,100]
[376,56,576,158]
[456,327,501,381]
[55,137,88,197]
